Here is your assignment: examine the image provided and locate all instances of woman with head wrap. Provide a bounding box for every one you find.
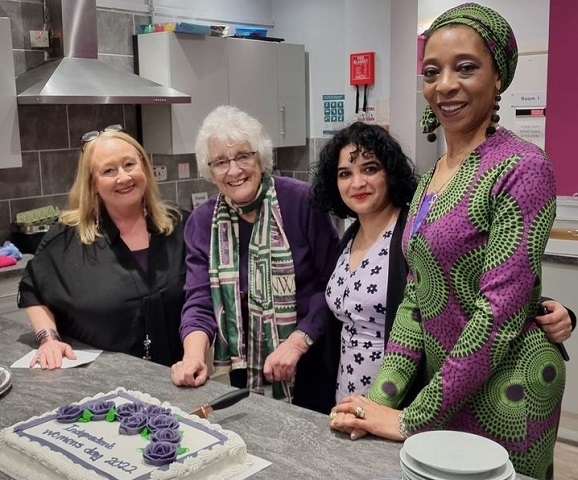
[330,4,565,479]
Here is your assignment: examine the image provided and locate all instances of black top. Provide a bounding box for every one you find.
[18,209,189,367]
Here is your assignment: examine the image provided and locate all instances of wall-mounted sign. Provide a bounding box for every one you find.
[322,93,345,136]
[510,91,546,108]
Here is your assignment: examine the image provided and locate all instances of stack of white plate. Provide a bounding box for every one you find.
[0,365,12,397]
[400,431,515,480]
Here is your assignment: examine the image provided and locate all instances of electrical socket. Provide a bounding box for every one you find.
[178,163,190,179]
[152,165,168,182]
[30,30,49,48]
[191,192,208,209]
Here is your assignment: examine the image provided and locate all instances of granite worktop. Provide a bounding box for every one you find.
[0,315,536,480]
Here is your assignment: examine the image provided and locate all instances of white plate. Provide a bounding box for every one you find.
[400,448,515,480]
[403,431,509,474]
[0,365,12,397]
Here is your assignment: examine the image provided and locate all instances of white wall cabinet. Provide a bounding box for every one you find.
[0,17,22,169]
[136,33,306,154]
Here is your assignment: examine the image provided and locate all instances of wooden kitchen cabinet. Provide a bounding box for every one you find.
[136,33,306,154]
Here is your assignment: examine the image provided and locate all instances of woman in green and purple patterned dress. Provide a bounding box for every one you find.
[330,4,565,479]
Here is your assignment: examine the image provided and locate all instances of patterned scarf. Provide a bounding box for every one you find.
[420,2,518,134]
[209,174,297,400]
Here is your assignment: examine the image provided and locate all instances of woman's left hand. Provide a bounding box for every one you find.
[536,300,573,343]
[330,394,405,442]
[263,333,308,383]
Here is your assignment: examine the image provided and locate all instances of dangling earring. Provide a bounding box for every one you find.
[142,196,148,217]
[94,201,101,230]
[486,94,501,136]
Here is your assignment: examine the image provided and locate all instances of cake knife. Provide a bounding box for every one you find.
[191,388,250,418]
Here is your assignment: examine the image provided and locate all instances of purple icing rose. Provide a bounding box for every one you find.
[115,402,146,420]
[86,400,115,421]
[143,441,178,466]
[118,412,148,435]
[145,405,172,417]
[147,414,179,433]
[55,404,84,423]
[150,428,182,445]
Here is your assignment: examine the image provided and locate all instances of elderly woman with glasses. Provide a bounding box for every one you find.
[171,106,340,413]
[18,127,187,369]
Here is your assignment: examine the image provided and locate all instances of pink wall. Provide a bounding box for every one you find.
[545,0,577,196]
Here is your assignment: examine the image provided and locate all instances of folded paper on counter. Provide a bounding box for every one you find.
[10,349,102,369]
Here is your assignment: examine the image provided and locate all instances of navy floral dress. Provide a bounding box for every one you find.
[326,228,393,403]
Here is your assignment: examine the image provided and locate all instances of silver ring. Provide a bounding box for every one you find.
[354,405,366,419]
[35,355,41,364]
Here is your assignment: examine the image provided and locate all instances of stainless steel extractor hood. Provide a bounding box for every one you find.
[16,0,191,105]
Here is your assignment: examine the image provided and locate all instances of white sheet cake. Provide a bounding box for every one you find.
[0,388,249,480]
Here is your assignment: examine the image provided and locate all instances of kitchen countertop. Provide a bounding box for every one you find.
[0,254,32,281]
[0,316,535,480]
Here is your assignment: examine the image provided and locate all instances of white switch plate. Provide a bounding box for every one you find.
[30,30,49,48]
[178,163,190,179]
[191,192,208,209]
[152,165,167,181]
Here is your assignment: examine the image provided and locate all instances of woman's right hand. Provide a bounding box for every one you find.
[170,356,209,387]
[31,340,76,370]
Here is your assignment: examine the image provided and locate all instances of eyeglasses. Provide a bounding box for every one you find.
[80,124,124,151]
[208,151,257,174]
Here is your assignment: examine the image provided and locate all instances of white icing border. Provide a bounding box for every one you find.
[0,387,250,480]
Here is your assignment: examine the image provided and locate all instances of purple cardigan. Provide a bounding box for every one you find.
[180,175,340,345]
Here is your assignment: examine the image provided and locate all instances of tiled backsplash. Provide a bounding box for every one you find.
[0,1,322,244]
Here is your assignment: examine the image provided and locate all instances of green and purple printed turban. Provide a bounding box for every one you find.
[420,2,518,134]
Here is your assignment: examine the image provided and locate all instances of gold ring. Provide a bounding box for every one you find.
[354,405,366,419]
[329,411,337,420]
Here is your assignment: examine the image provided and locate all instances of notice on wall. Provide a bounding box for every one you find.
[322,94,345,136]
[514,108,546,150]
[355,106,376,124]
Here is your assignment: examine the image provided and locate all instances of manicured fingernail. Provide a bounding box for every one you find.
[350,432,357,440]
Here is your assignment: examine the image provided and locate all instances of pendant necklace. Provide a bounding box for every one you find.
[429,156,466,205]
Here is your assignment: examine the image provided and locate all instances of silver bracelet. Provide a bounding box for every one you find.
[398,410,410,439]
[35,328,61,347]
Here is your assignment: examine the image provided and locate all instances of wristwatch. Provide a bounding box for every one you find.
[296,330,314,347]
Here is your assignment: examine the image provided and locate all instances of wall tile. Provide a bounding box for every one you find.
[176,179,217,211]
[67,105,128,148]
[157,182,177,205]
[41,150,79,196]
[0,152,40,200]
[10,194,68,221]
[18,105,69,151]
[0,201,10,243]
[152,153,197,182]
[97,10,133,55]
[275,141,310,171]
[98,53,134,74]
[13,49,45,76]
[293,171,311,182]
[0,0,44,50]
